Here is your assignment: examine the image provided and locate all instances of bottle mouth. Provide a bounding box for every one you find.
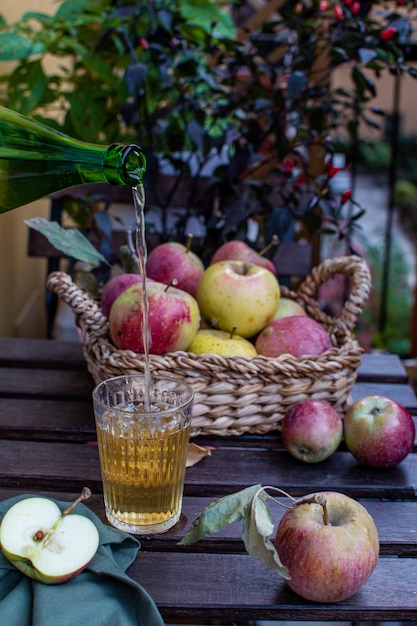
[122,144,147,186]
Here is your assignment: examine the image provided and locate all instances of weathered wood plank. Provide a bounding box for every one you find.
[129,552,417,622]
[0,440,415,500]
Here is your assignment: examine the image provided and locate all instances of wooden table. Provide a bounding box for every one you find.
[0,337,417,624]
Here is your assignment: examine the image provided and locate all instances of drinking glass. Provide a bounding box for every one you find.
[92,374,194,534]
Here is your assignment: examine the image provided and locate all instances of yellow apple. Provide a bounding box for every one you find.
[196,260,280,338]
[188,328,257,357]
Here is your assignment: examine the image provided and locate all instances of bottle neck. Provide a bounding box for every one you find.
[104,144,146,187]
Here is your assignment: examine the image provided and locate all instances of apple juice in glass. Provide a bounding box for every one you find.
[93,375,194,535]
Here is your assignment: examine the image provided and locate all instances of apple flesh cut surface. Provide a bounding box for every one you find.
[0,496,99,584]
[274,491,379,603]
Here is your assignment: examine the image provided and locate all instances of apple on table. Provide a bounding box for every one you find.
[0,489,99,584]
[197,260,280,338]
[274,491,379,602]
[281,400,343,463]
[344,395,415,467]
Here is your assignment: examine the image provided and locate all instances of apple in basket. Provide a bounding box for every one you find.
[146,241,204,299]
[344,395,415,468]
[188,328,258,358]
[273,297,307,320]
[274,491,379,602]
[281,400,343,463]
[101,273,142,318]
[255,316,332,357]
[109,280,200,354]
[0,489,99,584]
[210,240,277,275]
[197,260,280,338]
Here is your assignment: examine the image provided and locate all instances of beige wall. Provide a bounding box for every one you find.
[0,0,55,338]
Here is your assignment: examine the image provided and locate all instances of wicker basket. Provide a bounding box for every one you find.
[47,255,372,437]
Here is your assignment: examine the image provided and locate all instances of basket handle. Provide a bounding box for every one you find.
[46,271,108,335]
[295,255,372,333]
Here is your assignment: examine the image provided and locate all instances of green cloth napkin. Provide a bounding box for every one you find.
[0,495,165,626]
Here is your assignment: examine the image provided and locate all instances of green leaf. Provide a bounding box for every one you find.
[242,494,290,579]
[0,33,44,61]
[24,218,109,267]
[178,484,262,545]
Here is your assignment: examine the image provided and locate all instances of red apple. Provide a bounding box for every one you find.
[197,260,280,338]
[109,281,200,354]
[274,491,379,602]
[146,242,204,298]
[282,400,343,463]
[101,273,142,318]
[344,395,415,468]
[210,240,276,275]
[255,316,332,357]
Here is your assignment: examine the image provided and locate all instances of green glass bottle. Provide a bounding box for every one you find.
[0,106,146,213]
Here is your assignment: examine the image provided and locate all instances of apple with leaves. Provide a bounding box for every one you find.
[344,395,415,468]
[282,400,343,463]
[0,488,99,584]
[210,240,277,275]
[180,484,379,604]
[146,241,204,298]
[109,280,200,354]
[197,260,280,338]
[274,491,379,602]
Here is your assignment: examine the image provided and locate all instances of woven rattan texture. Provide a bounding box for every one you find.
[47,255,372,437]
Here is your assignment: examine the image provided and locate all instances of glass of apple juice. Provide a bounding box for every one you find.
[92,375,194,535]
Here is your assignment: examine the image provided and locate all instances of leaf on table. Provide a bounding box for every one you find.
[242,492,290,579]
[186,443,213,467]
[178,484,262,545]
[24,217,109,267]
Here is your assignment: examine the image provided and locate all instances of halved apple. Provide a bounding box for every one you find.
[0,491,99,584]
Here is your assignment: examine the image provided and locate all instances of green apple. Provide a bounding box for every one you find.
[188,328,257,358]
[273,297,307,320]
[197,260,280,338]
[0,491,99,584]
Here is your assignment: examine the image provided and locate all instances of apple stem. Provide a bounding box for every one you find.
[230,325,238,339]
[186,234,193,253]
[33,488,93,545]
[62,487,92,517]
[164,278,178,292]
[259,234,280,257]
[292,493,329,524]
